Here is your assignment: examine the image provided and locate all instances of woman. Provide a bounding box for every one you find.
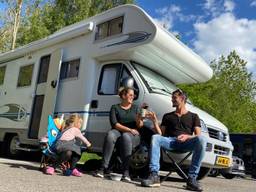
[95,87,143,182]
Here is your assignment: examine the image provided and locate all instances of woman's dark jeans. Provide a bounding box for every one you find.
[101,129,140,175]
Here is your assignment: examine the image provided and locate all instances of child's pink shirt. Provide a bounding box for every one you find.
[59,127,90,146]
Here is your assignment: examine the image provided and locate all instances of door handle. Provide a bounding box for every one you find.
[51,80,57,88]
[91,100,98,108]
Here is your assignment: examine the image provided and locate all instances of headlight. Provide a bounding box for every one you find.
[200,119,208,133]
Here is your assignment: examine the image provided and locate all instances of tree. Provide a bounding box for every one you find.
[16,0,134,47]
[0,0,23,50]
[180,51,256,133]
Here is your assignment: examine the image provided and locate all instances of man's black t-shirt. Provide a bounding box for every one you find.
[161,111,201,137]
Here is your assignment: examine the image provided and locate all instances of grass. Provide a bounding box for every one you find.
[78,152,102,164]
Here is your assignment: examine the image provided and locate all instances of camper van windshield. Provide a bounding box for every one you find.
[133,63,192,104]
[133,63,176,94]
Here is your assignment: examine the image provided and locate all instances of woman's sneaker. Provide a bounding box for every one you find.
[45,166,55,175]
[94,168,111,178]
[121,175,131,182]
[72,168,82,177]
[94,168,104,178]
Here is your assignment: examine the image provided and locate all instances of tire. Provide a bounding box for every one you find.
[209,168,220,177]
[5,135,21,159]
[177,167,211,180]
[220,173,236,179]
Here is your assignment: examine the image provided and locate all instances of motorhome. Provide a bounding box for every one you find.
[0,5,233,178]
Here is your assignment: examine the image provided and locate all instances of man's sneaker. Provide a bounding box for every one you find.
[141,172,160,187]
[186,177,203,191]
[72,168,82,177]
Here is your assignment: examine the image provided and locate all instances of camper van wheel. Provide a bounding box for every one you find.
[5,135,21,159]
[220,172,235,179]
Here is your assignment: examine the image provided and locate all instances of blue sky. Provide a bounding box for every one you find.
[136,0,256,77]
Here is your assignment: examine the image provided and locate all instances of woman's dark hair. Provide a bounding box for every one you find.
[118,87,134,98]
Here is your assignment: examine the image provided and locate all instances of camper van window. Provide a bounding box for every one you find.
[37,55,50,84]
[17,64,34,87]
[95,16,123,40]
[60,59,80,80]
[98,64,139,97]
[0,65,6,85]
[98,64,121,95]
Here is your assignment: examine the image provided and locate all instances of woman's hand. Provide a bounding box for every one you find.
[146,111,158,123]
[129,129,140,136]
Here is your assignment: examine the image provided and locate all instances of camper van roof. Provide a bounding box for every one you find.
[0,5,212,84]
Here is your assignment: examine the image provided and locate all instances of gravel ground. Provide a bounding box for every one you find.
[0,158,255,192]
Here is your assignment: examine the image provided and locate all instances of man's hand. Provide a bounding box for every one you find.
[177,134,191,142]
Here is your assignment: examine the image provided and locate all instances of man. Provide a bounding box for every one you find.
[141,89,206,191]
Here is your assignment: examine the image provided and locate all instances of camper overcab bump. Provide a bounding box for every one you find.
[0,5,233,178]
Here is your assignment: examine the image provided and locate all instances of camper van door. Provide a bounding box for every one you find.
[28,49,63,139]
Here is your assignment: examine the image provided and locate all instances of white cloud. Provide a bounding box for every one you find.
[202,0,235,18]
[154,4,196,31]
[224,0,235,12]
[250,0,256,7]
[193,13,256,71]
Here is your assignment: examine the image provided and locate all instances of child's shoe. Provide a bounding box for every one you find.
[45,166,55,175]
[72,168,82,177]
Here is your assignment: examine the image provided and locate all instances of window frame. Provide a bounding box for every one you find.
[0,65,6,86]
[95,16,124,41]
[97,63,139,99]
[98,63,122,95]
[60,58,81,81]
[17,63,34,88]
[37,54,51,84]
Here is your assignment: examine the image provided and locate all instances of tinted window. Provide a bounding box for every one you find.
[98,64,139,98]
[37,55,50,84]
[0,65,6,85]
[60,59,80,80]
[98,64,121,95]
[95,16,123,40]
[17,64,34,87]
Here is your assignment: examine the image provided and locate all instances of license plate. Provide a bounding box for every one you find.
[215,156,230,167]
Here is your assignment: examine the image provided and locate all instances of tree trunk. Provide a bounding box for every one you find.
[11,0,23,50]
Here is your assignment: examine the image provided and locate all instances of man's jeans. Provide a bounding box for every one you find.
[149,134,207,178]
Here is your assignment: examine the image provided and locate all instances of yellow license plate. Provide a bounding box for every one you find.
[215,156,230,167]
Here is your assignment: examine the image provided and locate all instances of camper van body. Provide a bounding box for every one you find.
[0,5,233,169]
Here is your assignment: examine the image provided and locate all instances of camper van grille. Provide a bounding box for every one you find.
[208,128,227,142]
[214,145,230,155]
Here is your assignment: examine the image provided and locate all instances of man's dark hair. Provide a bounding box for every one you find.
[172,89,188,103]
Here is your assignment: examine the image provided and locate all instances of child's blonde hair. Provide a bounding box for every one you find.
[65,113,82,128]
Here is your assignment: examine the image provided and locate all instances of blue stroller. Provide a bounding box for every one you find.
[39,115,69,174]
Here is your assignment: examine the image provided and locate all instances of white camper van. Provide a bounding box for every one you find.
[0,5,232,176]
